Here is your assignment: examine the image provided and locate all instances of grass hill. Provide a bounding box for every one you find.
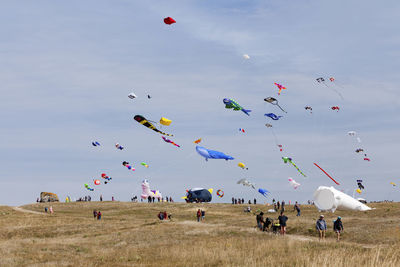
[0,202,399,266]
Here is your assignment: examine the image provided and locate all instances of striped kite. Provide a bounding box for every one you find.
[134,115,173,136]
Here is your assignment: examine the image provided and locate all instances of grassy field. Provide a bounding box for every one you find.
[0,202,399,266]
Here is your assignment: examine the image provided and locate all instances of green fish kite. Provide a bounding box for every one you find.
[282,157,306,177]
[223,98,251,116]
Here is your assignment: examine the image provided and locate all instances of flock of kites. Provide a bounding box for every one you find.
[82,16,394,201]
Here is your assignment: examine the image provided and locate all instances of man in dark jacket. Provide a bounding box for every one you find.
[333,216,344,241]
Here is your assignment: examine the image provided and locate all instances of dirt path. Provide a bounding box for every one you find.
[12,206,45,215]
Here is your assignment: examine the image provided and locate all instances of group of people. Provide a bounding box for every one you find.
[146,196,174,203]
[44,206,54,214]
[196,209,206,222]
[316,215,344,241]
[256,211,288,235]
[157,211,171,220]
[93,210,102,220]
[232,198,257,205]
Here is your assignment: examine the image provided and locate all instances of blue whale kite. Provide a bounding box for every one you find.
[196,146,234,161]
[264,113,282,120]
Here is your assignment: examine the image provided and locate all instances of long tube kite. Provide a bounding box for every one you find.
[134,115,173,136]
[314,163,340,185]
[282,157,306,177]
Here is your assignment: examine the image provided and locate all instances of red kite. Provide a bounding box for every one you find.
[164,17,176,25]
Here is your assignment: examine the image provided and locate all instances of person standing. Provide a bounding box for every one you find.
[254,198,256,205]
[196,209,201,222]
[201,210,205,221]
[278,212,288,235]
[100,195,103,201]
[93,210,97,219]
[97,211,102,220]
[333,216,344,241]
[281,200,285,212]
[316,215,327,240]
[232,197,234,204]
[277,201,280,211]
[256,212,264,230]
[294,203,301,216]
[49,206,53,214]
[112,196,114,201]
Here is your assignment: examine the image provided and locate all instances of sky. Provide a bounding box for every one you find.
[1,0,400,205]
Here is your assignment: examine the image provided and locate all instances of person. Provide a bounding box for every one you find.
[274,202,277,211]
[201,210,205,221]
[97,211,102,220]
[196,209,201,222]
[112,196,114,201]
[152,196,155,203]
[238,199,241,204]
[256,212,264,230]
[169,197,172,202]
[49,206,53,214]
[263,217,272,232]
[148,196,151,203]
[44,207,48,213]
[241,198,244,204]
[163,211,168,220]
[333,216,344,241]
[316,215,327,240]
[93,210,97,219]
[245,206,251,212]
[158,211,164,220]
[254,198,256,205]
[294,203,301,216]
[277,201,280,211]
[281,200,285,212]
[248,200,251,204]
[100,195,103,201]
[36,197,39,203]
[232,197,234,204]
[234,198,237,204]
[278,211,288,235]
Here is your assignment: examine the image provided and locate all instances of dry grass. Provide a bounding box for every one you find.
[0,202,399,266]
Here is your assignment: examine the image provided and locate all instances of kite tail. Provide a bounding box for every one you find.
[242,109,251,116]
[290,161,306,177]
[277,104,287,113]
[154,129,173,136]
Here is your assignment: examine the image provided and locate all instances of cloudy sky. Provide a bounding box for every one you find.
[1,0,399,205]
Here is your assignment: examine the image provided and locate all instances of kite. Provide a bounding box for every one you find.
[196,146,234,161]
[84,184,94,191]
[329,77,335,82]
[264,113,282,121]
[331,106,340,112]
[122,161,135,171]
[128,92,137,99]
[356,188,362,194]
[363,157,371,161]
[134,115,173,136]
[141,162,149,168]
[258,188,270,198]
[390,182,396,187]
[357,180,364,190]
[314,163,340,185]
[94,179,101,186]
[223,98,251,116]
[92,141,100,147]
[160,117,172,126]
[193,138,202,144]
[141,179,162,200]
[355,149,364,153]
[164,17,176,25]
[288,178,300,189]
[101,173,112,184]
[305,106,313,114]
[237,178,256,189]
[348,131,356,136]
[238,162,248,170]
[282,157,306,177]
[216,189,224,198]
[243,54,250,59]
[115,143,124,150]
[183,188,212,203]
[329,77,344,88]
[316,77,344,100]
[274,83,286,95]
[147,94,151,99]
[239,128,245,133]
[265,123,273,128]
[264,97,287,113]
[162,136,180,147]
[277,144,283,152]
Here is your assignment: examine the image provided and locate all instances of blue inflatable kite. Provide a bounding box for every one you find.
[196,146,234,161]
[264,113,282,120]
[258,188,270,198]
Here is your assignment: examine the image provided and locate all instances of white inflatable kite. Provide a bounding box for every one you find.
[141,179,162,200]
[313,186,371,212]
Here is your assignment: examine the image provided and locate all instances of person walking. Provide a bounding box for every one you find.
[333,216,344,241]
[196,209,201,222]
[316,215,327,240]
[278,212,288,235]
[201,210,205,221]
[97,211,102,220]
[93,210,97,219]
